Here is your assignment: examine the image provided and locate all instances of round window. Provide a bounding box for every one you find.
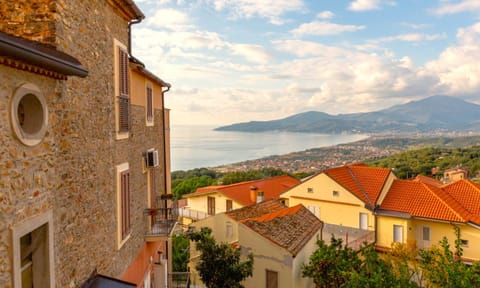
[10,83,48,146]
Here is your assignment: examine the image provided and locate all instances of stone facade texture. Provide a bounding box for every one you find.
[0,0,168,287]
[0,0,57,46]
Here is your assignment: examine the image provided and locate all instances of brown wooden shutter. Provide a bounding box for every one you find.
[226,199,232,212]
[146,85,153,122]
[118,47,130,132]
[121,170,131,239]
[207,197,215,215]
[266,270,278,288]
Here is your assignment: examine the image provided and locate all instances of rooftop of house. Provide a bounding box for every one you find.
[184,175,300,206]
[226,199,286,222]
[413,174,443,187]
[379,179,478,224]
[323,163,391,207]
[241,204,323,256]
[442,180,480,217]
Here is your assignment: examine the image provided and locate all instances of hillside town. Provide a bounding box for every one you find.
[2,1,480,288]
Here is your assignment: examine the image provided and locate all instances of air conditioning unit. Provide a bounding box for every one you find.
[145,149,159,168]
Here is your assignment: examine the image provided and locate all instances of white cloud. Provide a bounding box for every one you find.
[348,0,396,12]
[290,21,366,36]
[375,33,447,43]
[316,11,335,19]
[144,8,192,31]
[424,22,480,94]
[211,0,305,25]
[433,0,480,15]
[228,44,272,64]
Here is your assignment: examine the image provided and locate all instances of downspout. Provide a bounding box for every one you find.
[161,85,171,196]
[128,17,143,55]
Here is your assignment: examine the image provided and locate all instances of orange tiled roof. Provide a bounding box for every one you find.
[324,164,391,206]
[413,175,443,187]
[442,180,480,218]
[241,205,323,256]
[185,175,300,206]
[226,199,286,221]
[380,179,471,223]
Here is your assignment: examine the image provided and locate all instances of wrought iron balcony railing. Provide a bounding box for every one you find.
[144,194,179,239]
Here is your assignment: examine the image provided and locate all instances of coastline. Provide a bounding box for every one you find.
[212,133,480,174]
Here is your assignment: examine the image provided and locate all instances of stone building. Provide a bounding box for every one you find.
[0,0,174,287]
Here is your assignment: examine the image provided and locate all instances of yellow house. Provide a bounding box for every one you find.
[188,200,323,288]
[181,175,300,225]
[376,179,480,262]
[282,164,395,232]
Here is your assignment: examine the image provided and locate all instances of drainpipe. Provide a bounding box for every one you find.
[161,85,171,196]
[128,17,143,55]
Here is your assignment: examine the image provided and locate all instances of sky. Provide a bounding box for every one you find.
[132,0,480,126]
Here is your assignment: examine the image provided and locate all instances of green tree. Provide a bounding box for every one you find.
[302,236,418,288]
[172,175,215,198]
[187,227,253,288]
[172,234,189,272]
[302,236,361,288]
[419,227,480,287]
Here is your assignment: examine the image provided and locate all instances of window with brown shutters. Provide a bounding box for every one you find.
[207,197,215,216]
[266,270,278,288]
[226,199,232,212]
[121,170,131,239]
[146,84,153,123]
[118,47,130,133]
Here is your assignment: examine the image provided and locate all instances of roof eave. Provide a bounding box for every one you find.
[0,32,88,78]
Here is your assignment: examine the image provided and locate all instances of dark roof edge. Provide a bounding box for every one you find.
[130,56,171,88]
[0,32,88,78]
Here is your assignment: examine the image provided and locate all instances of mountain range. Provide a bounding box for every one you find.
[215,96,480,134]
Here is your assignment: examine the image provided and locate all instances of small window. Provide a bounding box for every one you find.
[359,213,368,230]
[10,83,48,146]
[207,197,215,216]
[226,221,233,238]
[423,227,430,241]
[461,239,469,247]
[226,199,233,212]
[12,211,55,288]
[146,84,154,125]
[333,190,339,197]
[393,225,403,243]
[307,187,313,193]
[266,270,278,288]
[115,39,130,138]
[116,163,131,248]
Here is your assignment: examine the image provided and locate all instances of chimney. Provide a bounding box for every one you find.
[249,186,257,203]
[257,191,265,203]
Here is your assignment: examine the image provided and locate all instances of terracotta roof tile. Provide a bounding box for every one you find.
[185,175,300,206]
[442,180,480,218]
[241,205,323,256]
[380,180,469,223]
[324,164,391,206]
[413,175,443,187]
[226,199,286,221]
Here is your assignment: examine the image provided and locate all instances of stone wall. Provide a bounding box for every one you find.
[0,0,57,46]
[0,65,59,286]
[1,0,168,286]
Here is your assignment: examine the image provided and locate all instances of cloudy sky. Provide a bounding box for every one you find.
[132,0,480,126]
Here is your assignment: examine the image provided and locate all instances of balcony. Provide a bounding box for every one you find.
[169,272,190,288]
[144,194,179,241]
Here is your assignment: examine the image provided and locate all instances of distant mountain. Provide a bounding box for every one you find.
[215,96,480,134]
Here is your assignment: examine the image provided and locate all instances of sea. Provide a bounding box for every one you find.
[170,125,368,171]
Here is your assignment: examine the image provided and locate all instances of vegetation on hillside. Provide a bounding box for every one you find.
[367,146,480,179]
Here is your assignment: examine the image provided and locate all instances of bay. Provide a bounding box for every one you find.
[170,125,368,171]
